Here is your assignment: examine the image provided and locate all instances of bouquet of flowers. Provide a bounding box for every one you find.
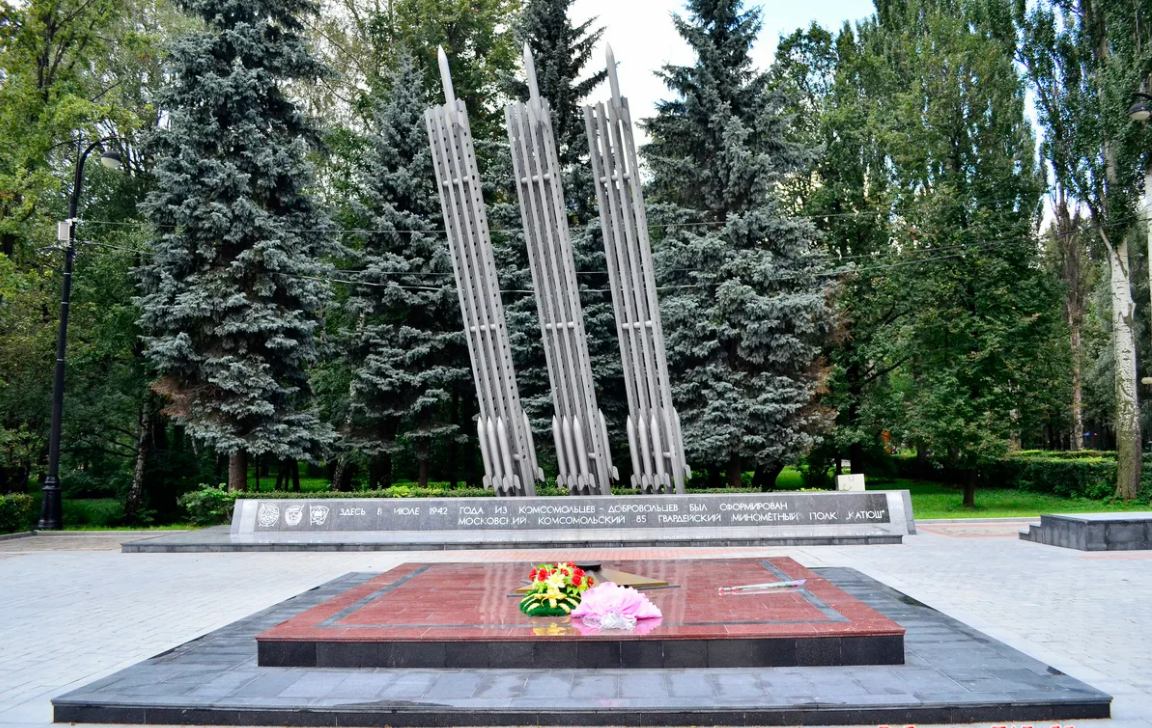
[518,562,595,617]
[571,582,662,631]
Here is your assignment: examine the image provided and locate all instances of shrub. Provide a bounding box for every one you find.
[178,484,235,526]
[0,493,36,533]
[889,451,1124,499]
[797,453,836,489]
[1008,456,1116,499]
[61,498,126,527]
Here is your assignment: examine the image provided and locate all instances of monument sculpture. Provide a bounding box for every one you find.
[425,46,688,497]
[425,48,543,497]
[584,48,690,494]
[506,45,617,496]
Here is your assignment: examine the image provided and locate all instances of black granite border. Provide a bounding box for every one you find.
[52,568,1111,727]
[258,634,904,669]
[54,701,1110,727]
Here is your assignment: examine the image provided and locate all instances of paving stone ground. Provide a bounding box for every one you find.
[0,521,1149,728]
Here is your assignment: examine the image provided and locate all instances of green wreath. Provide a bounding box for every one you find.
[519,592,581,617]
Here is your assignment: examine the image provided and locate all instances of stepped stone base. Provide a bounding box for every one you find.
[1021,513,1152,551]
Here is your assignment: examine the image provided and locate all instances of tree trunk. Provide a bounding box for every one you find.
[292,461,301,492]
[1106,233,1142,499]
[254,454,260,492]
[228,451,247,492]
[706,466,722,489]
[963,468,976,508]
[418,458,430,488]
[1146,169,1152,342]
[726,454,742,489]
[849,441,865,476]
[752,462,784,491]
[330,457,354,492]
[369,454,392,489]
[124,404,152,522]
[1093,9,1141,499]
[1056,196,1086,451]
[1069,322,1084,451]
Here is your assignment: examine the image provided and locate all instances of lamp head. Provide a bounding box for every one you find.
[99,149,122,171]
[1129,93,1152,122]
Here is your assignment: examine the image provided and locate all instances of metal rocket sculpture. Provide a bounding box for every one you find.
[425,47,543,496]
[505,44,618,496]
[584,47,691,494]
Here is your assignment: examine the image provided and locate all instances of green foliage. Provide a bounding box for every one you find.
[1016,0,1151,499]
[62,498,127,527]
[389,0,522,143]
[885,477,1152,519]
[137,0,337,469]
[889,451,1152,500]
[644,0,831,484]
[796,453,836,490]
[337,55,468,487]
[0,493,35,533]
[177,484,235,526]
[876,0,1049,480]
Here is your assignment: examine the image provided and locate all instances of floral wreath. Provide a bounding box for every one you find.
[519,562,594,617]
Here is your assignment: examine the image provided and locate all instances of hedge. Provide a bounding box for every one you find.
[0,493,36,534]
[890,452,1151,499]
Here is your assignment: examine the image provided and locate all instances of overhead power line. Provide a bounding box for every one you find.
[69,213,1134,295]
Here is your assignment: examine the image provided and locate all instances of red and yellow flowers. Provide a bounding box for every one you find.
[519,562,595,617]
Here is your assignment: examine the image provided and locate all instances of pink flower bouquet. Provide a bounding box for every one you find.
[570,582,662,630]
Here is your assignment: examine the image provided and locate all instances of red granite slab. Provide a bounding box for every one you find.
[258,558,903,644]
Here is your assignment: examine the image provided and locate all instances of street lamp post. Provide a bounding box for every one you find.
[37,139,122,530]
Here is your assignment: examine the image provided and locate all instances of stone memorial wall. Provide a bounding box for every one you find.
[230,490,915,549]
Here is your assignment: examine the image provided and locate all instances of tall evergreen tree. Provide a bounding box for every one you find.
[340,55,468,488]
[137,0,335,491]
[644,0,831,489]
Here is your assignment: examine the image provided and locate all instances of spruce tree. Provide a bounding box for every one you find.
[341,55,468,488]
[644,0,831,488]
[137,0,335,491]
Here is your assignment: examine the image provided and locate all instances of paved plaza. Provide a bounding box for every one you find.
[1,521,1149,727]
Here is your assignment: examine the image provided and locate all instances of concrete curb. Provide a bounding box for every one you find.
[0,530,34,541]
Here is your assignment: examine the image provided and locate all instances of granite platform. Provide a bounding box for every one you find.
[256,559,904,669]
[53,567,1110,726]
[1021,512,1152,550]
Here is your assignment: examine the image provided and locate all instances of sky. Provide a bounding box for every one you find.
[569,0,878,130]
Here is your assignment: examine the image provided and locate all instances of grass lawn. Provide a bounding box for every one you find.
[872,478,1152,520]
